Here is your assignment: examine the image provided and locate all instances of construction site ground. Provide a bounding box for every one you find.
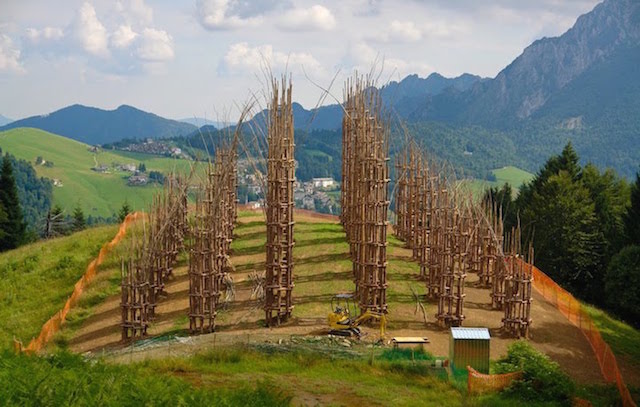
[66,209,610,385]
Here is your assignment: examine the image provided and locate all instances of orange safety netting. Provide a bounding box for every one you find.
[524,259,637,407]
[467,365,522,394]
[13,212,145,354]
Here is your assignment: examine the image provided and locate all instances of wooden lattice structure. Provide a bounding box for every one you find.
[391,136,534,330]
[189,139,238,333]
[121,175,188,340]
[341,75,390,315]
[121,248,149,341]
[264,78,296,326]
[502,226,533,338]
[146,175,189,319]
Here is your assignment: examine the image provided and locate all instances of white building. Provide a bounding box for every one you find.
[312,177,336,188]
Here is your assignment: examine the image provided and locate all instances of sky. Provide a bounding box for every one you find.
[0,0,601,121]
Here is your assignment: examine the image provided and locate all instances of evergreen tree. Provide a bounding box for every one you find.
[0,155,26,250]
[582,164,630,261]
[605,245,640,326]
[523,171,604,300]
[118,201,131,222]
[624,168,640,246]
[72,204,86,232]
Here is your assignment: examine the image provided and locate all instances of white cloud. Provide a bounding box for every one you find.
[223,42,324,76]
[388,20,421,42]
[136,28,174,61]
[25,26,64,43]
[196,0,262,31]
[110,25,138,48]
[73,2,109,57]
[0,34,25,73]
[277,5,336,31]
[346,42,433,80]
[116,0,154,25]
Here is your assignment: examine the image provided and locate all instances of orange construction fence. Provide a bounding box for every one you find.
[13,212,145,354]
[526,260,637,407]
[467,365,522,394]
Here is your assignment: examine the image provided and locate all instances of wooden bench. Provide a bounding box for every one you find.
[392,337,430,349]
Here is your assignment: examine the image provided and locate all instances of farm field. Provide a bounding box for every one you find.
[0,128,197,217]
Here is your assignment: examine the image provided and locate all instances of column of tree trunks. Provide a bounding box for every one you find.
[189,143,237,333]
[120,238,149,341]
[121,175,188,341]
[391,143,533,333]
[502,224,533,338]
[264,78,296,326]
[341,75,390,314]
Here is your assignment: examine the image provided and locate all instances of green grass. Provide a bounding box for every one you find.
[0,225,119,347]
[0,127,197,217]
[582,305,640,363]
[492,166,535,187]
[0,349,291,406]
[140,344,463,406]
[465,166,535,197]
[1,342,605,406]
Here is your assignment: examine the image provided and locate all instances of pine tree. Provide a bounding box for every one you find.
[523,171,604,301]
[72,204,86,232]
[624,168,640,246]
[0,155,26,250]
[118,201,131,222]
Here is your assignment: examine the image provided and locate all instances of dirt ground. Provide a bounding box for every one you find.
[70,210,605,385]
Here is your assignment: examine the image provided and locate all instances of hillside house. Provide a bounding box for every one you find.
[312,177,336,188]
[92,164,109,173]
[128,175,148,186]
[119,163,137,172]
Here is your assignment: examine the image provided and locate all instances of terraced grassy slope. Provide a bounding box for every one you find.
[0,128,194,217]
[0,210,634,405]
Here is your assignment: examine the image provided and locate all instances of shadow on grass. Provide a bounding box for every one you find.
[232,244,266,257]
[233,229,268,242]
[296,270,352,283]
[295,236,347,248]
[296,253,350,265]
[236,262,266,272]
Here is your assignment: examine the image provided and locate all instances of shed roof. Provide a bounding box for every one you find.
[450,327,490,340]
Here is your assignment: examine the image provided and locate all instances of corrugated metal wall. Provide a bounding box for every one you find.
[450,338,490,374]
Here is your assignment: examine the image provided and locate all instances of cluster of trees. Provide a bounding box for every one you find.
[0,150,54,237]
[0,155,27,251]
[486,143,639,325]
[42,204,89,238]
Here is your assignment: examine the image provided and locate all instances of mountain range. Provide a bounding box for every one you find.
[178,117,233,129]
[0,105,196,145]
[1,0,639,178]
[0,114,12,127]
[270,0,640,177]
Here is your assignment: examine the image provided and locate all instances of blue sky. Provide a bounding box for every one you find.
[0,0,600,121]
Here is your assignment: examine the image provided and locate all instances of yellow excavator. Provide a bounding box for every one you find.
[327,293,387,340]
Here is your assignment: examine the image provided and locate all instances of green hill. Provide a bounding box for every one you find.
[0,104,196,145]
[0,224,119,347]
[0,128,194,218]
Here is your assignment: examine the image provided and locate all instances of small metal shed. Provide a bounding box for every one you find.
[449,327,490,374]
